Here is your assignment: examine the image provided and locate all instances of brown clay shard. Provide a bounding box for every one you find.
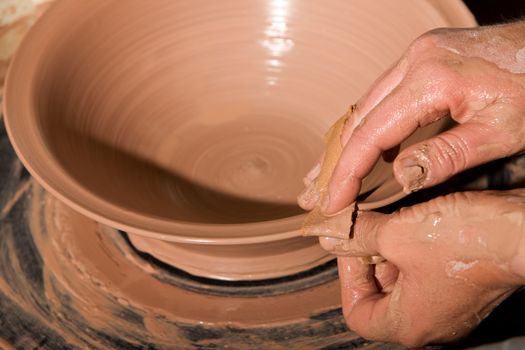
[302,105,356,239]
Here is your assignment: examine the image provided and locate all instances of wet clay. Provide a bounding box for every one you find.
[3,0,476,278]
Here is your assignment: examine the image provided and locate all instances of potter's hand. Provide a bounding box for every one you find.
[299,21,525,214]
[339,190,525,347]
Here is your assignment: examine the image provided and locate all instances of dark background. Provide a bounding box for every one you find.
[464,0,525,25]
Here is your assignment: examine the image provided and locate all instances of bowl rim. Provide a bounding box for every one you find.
[3,0,476,245]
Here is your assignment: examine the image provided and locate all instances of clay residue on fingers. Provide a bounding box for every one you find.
[395,144,431,193]
[398,164,426,193]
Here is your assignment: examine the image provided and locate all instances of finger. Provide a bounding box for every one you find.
[321,60,407,214]
[324,81,450,214]
[300,59,406,211]
[338,256,378,310]
[340,58,408,146]
[318,211,389,256]
[303,153,324,187]
[298,154,325,210]
[393,120,508,192]
[297,180,320,211]
[338,256,396,341]
[374,261,399,293]
[297,60,406,210]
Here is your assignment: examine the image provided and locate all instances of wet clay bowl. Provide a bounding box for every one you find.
[4,0,475,280]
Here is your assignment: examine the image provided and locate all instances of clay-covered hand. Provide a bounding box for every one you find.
[299,21,525,214]
[338,189,525,347]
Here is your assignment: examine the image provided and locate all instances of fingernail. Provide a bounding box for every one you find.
[297,182,320,209]
[303,162,321,187]
[397,157,427,193]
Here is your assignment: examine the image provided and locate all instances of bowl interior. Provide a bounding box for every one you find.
[5,0,475,240]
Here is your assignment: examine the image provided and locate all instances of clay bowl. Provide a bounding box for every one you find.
[4,0,475,280]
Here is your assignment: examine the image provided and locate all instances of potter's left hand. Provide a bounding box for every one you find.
[338,189,525,347]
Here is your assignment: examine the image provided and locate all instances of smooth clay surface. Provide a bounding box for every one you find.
[4,0,475,279]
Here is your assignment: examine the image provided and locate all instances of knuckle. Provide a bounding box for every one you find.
[429,191,477,215]
[428,133,471,175]
[404,29,463,88]
[356,212,387,251]
[404,133,471,185]
[428,192,456,210]
[415,57,459,86]
[342,311,367,337]
[407,29,442,57]
[396,203,428,222]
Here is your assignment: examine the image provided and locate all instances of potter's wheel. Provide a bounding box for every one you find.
[3,116,525,349]
[0,120,397,349]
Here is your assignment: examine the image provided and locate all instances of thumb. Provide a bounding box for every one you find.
[318,211,390,256]
[393,121,512,193]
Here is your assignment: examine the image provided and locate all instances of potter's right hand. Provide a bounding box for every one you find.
[299,21,525,214]
[338,189,525,347]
